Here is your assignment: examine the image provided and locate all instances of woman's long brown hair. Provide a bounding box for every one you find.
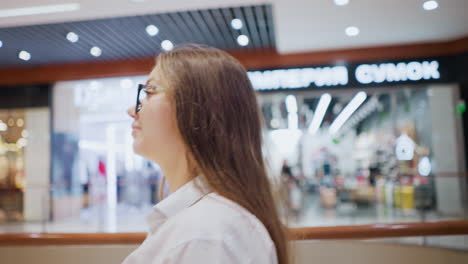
[155,45,288,264]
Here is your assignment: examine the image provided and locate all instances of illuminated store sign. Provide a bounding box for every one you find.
[248,66,348,90]
[355,61,440,84]
[248,60,441,91]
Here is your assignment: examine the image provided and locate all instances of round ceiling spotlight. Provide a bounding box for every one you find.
[334,0,349,6]
[66,32,79,43]
[90,46,102,57]
[237,35,249,46]
[146,25,159,36]
[19,50,31,61]
[345,26,359,37]
[423,1,438,11]
[161,40,174,51]
[231,18,243,30]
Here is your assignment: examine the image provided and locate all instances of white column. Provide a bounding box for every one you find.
[429,84,466,215]
[105,125,117,232]
[23,107,50,221]
[52,83,82,220]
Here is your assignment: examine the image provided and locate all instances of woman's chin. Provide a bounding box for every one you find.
[132,140,144,156]
[133,141,154,161]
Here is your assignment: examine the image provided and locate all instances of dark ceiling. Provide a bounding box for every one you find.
[0,4,275,68]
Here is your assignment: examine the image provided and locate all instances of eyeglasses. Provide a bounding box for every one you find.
[135,84,162,113]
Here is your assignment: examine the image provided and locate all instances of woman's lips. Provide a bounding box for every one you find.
[132,125,141,136]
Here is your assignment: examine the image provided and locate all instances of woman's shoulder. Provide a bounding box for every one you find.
[153,192,277,263]
[169,193,273,245]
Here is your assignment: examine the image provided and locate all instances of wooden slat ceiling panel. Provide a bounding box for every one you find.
[0,4,275,68]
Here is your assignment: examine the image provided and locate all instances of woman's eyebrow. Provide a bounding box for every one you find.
[145,79,154,86]
[146,78,163,87]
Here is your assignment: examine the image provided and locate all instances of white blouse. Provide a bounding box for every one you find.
[122,178,278,264]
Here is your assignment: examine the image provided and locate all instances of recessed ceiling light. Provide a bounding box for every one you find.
[0,3,80,18]
[231,18,243,30]
[423,0,438,11]
[66,32,79,43]
[334,0,349,6]
[90,46,102,57]
[237,35,249,46]
[161,40,173,51]
[146,25,159,36]
[0,40,3,48]
[18,50,31,61]
[345,26,359,37]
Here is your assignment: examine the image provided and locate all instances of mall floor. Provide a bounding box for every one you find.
[1,193,467,250]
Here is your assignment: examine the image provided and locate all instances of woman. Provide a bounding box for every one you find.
[124,45,288,264]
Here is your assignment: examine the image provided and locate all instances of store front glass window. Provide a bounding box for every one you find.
[50,77,466,232]
[0,104,50,226]
[53,76,164,232]
[260,85,466,227]
[0,110,26,222]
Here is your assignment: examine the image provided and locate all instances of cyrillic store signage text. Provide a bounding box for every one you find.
[248,60,441,91]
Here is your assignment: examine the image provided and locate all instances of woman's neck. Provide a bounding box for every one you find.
[159,157,193,193]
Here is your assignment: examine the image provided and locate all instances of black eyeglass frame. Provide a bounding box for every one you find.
[136,84,145,113]
[136,83,162,113]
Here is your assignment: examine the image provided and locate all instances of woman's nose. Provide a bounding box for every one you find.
[128,106,137,118]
